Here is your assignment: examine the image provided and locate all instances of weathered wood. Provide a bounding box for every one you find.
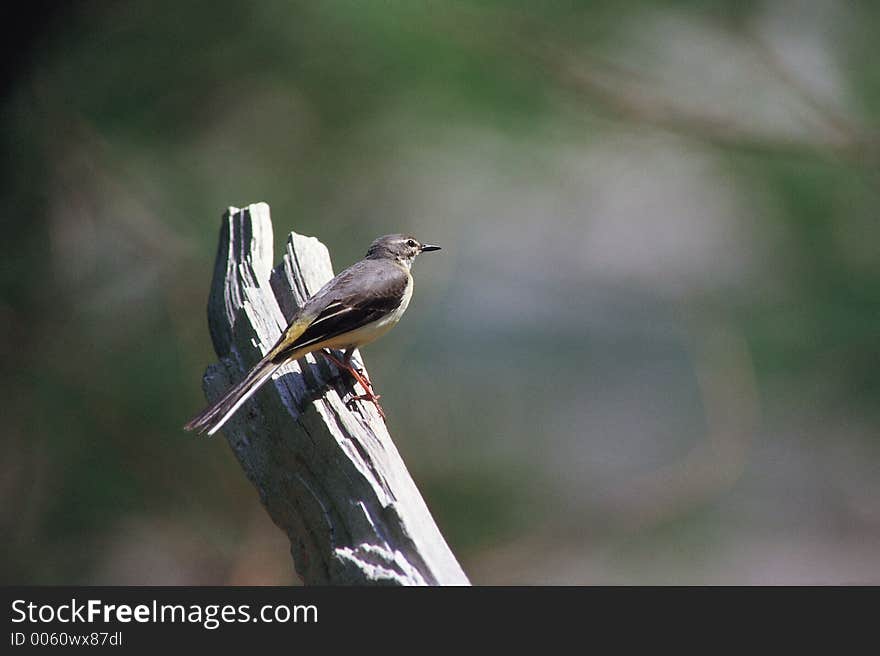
[199,203,470,586]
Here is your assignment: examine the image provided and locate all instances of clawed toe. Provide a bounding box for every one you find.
[346,394,386,420]
[350,393,381,402]
[322,349,386,420]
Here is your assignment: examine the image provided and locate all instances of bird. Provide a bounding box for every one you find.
[184,233,441,436]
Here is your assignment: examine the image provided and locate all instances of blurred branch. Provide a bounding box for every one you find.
[542,44,876,162]
[436,6,879,164]
[743,28,863,147]
[197,203,469,586]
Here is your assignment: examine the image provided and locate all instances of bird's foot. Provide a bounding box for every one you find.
[322,349,386,420]
[347,392,386,420]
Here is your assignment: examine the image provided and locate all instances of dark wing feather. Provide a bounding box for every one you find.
[270,259,409,363]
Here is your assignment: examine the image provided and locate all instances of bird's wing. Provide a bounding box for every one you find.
[268,259,409,363]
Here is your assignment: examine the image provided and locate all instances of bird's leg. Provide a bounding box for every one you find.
[321,349,376,395]
[321,349,386,420]
[342,349,377,394]
[340,350,383,408]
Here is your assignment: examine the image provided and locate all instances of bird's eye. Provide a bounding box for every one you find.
[406,239,418,248]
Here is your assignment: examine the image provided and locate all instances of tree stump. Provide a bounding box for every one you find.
[197,202,470,586]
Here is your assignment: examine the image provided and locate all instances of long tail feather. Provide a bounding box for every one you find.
[184,358,281,436]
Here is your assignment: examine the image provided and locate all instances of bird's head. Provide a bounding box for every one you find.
[365,234,441,268]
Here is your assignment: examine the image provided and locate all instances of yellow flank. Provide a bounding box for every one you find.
[267,316,313,361]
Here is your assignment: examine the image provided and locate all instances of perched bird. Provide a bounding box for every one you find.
[184,234,441,435]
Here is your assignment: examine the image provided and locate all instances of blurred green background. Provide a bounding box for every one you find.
[3,0,880,584]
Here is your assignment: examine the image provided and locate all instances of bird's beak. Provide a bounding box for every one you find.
[420,244,441,252]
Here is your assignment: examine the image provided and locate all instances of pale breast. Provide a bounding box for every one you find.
[321,273,413,350]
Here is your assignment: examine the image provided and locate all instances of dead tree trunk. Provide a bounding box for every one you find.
[197,203,470,586]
